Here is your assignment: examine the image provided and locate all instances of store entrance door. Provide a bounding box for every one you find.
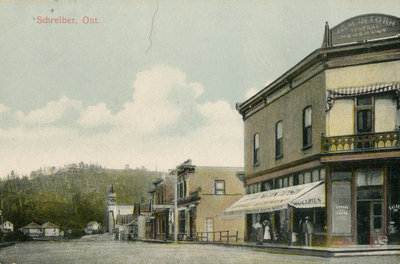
[357,201,384,245]
[357,202,370,244]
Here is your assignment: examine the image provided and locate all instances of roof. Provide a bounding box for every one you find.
[115,214,135,225]
[87,221,100,225]
[22,222,42,229]
[41,222,59,228]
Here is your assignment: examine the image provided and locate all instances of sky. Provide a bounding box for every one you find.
[0,0,399,177]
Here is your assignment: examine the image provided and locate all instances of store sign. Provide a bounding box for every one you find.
[224,181,322,215]
[335,205,349,216]
[331,14,400,46]
[290,183,325,208]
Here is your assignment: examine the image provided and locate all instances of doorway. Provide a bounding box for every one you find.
[357,202,370,244]
[357,201,383,245]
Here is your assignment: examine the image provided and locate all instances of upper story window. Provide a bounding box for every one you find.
[178,180,187,199]
[355,96,374,133]
[214,180,225,195]
[253,133,260,166]
[275,121,283,159]
[303,106,312,148]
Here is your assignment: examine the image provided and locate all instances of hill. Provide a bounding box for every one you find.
[0,163,160,236]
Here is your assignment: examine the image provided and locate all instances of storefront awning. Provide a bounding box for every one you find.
[326,83,400,111]
[289,183,325,208]
[224,181,323,215]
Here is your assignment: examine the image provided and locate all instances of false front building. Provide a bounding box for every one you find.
[173,160,245,242]
[234,14,400,246]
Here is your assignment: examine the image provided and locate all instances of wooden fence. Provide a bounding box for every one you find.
[195,230,238,243]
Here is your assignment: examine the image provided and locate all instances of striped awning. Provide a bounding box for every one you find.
[223,181,323,215]
[326,83,400,111]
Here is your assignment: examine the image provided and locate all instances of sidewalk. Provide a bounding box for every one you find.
[133,238,400,257]
[197,241,400,257]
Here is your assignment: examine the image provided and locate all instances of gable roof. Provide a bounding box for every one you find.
[22,222,42,229]
[87,221,100,226]
[115,214,134,225]
[41,222,59,228]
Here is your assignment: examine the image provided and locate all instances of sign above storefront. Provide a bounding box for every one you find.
[289,183,325,208]
[223,181,323,215]
[331,14,400,46]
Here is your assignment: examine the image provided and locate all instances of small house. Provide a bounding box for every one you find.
[41,222,61,237]
[1,221,14,232]
[19,222,43,237]
[85,221,101,234]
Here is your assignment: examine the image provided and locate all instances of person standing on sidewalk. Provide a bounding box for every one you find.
[263,220,271,243]
[303,216,312,246]
[254,220,263,245]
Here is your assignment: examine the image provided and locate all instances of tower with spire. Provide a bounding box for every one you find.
[105,185,117,233]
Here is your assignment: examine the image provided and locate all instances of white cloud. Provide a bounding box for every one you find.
[77,103,114,128]
[0,65,243,177]
[0,104,10,113]
[115,65,205,134]
[245,87,259,99]
[22,96,82,124]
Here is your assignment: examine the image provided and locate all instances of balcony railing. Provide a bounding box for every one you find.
[321,131,400,154]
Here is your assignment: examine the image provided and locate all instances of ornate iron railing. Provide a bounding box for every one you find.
[321,131,400,154]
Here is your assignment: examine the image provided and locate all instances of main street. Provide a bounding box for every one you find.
[0,237,398,264]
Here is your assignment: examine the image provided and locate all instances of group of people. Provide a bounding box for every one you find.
[254,216,313,247]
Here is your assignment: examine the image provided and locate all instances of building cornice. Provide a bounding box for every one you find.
[245,154,322,184]
[237,37,400,120]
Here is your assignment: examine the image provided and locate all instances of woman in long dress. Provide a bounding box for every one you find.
[254,221,263,245]
[263,220,271,242]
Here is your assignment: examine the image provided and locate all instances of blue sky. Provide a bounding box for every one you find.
[0,0,399,176]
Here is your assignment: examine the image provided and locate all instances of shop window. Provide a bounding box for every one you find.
[320,168,326,181]
[293,174,299,186]
[331,170,352,235]
[288,175,293,187]
[355,96,374,133]
[248,183,260,194]
[275,121,283,159]
[253,133,260,166]
[303,106,312,148]
[299,173,304,184]
[356,169,382,187]
[314,208,326,233]
[304,172,311,184]
[214,180,225,195]
[261,180,273,192]
[283,177,288,187]
[312,170,319,182]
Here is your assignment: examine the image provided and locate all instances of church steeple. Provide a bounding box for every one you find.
[107,185,117,205]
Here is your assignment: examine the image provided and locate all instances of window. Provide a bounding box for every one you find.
[178,181,187,199]
[304,172,311,183]
[214,180,225,195]
[312,169,319,182]
[356,169,382,187]
[253,133,260,166]
[275,121,283,158]
[355,97,373,133]
[261,180,273,192]
[303,107,312,148]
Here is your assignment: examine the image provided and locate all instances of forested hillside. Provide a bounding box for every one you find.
[0,163,160,236]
